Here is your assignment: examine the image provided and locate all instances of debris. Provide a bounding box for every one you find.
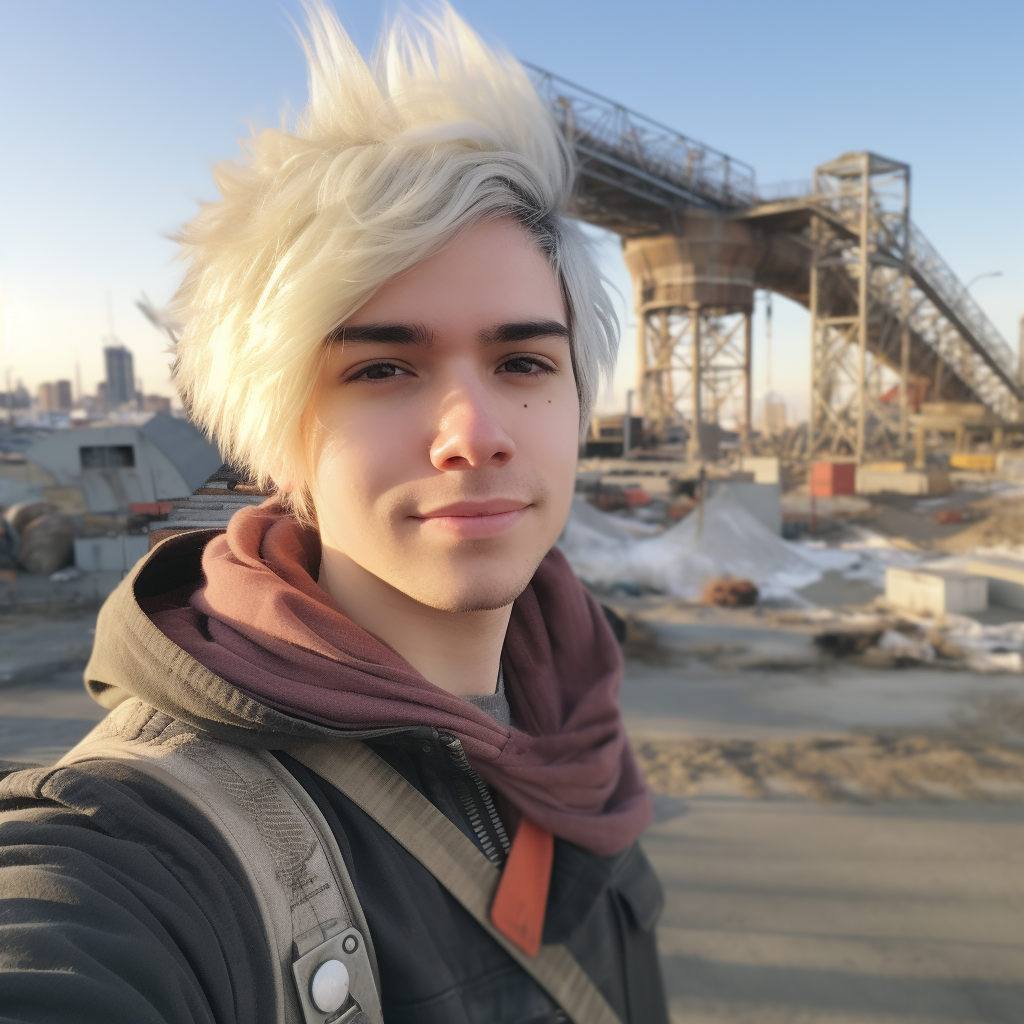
[813,625,884,657]
[667,499,695,520]
[874,628,935,662]
[702,577,759,607]
[967,650,1024,674]
[4,501,57,536]
[589,489,628,513]
[925,627,965,660]
[18,514,76,575]
[49,566,81,583]
[633,734,1024,802]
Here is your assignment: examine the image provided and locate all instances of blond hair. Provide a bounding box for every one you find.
[172,3,617,521]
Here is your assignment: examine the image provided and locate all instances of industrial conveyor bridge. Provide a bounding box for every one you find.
[527,65,1020,461]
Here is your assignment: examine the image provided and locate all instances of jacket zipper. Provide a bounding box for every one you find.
[441,734,511,865]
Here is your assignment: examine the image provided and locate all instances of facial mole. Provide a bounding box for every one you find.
[523,404,528,408]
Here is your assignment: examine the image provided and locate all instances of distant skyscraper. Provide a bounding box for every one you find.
[763,393,787,436]
[38,380,73,412]
[104,345,136,408]
[141,394,172,413]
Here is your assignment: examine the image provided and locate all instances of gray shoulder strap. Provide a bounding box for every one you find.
[59,699,383,1024]
[290,739,624,1024]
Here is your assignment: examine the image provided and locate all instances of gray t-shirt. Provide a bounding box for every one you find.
[465,666,512,729]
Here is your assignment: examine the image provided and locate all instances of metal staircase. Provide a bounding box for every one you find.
[527,65,1019,455]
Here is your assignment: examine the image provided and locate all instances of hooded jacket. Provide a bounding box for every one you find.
[0,530,669,1024]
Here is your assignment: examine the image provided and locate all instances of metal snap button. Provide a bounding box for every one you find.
[310,958,350,1013]
[342,934,358,954]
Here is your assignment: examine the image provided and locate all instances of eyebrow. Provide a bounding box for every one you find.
[326,323,433,346]
[326,319,570,347]
[480,320,570,345]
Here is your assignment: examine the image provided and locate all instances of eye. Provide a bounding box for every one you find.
[349,361,409,382]
[498,355,555,375]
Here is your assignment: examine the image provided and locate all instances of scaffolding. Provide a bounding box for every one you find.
[808,153,911,460]
[637,304,752,458]
[526,66,1020,458]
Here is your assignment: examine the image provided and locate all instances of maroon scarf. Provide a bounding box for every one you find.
[147,501,652,856]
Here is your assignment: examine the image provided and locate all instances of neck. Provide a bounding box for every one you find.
[317,550,510,698]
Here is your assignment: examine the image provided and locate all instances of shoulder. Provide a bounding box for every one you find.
[0,738,275,1024]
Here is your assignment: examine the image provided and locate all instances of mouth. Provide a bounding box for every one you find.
[411,499,531,539]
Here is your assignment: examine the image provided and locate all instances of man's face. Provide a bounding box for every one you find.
[309,216,580,613]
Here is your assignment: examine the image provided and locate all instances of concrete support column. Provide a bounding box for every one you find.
[689,301,702,463]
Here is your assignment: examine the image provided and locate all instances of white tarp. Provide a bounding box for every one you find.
[560,490,822,600]
[560,492,942,603]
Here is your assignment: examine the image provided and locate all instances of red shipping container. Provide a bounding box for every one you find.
[810,461,856,497]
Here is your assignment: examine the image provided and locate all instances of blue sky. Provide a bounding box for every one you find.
[1,0,1021,418]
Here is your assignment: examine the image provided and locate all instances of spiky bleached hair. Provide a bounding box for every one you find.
[172,3,618,522]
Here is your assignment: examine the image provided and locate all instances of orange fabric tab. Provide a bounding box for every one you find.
[489,817,555,958]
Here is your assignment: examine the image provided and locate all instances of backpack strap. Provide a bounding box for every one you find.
[290,739,625,1024]
[59,699,384,1024]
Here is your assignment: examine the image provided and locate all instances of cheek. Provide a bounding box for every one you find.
[518,380,580,483]
[311,399,420,513]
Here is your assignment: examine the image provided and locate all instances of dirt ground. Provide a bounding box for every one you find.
[635,730,1024,803]
[851,485,1024,553]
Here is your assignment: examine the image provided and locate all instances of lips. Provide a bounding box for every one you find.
[415,499,529,519]
[411,499,530,539]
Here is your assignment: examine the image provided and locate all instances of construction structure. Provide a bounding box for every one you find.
[527,65,1020,462]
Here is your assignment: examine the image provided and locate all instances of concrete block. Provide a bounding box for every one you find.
[856,468,951,496]
[738,456,780,484]
[707,481,782,535]
[885,567,987,616]
[996,453,1024,480]
[961,556,1024,611]
[74,534,150,573]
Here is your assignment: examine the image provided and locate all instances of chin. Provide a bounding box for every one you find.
[403,564,539,614]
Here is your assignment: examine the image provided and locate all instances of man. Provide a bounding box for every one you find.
[0,6,669,1023]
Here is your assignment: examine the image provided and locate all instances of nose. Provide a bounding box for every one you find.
[429,378,516,471]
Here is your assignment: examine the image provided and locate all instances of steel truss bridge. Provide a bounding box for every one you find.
[527,64,1020,461]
